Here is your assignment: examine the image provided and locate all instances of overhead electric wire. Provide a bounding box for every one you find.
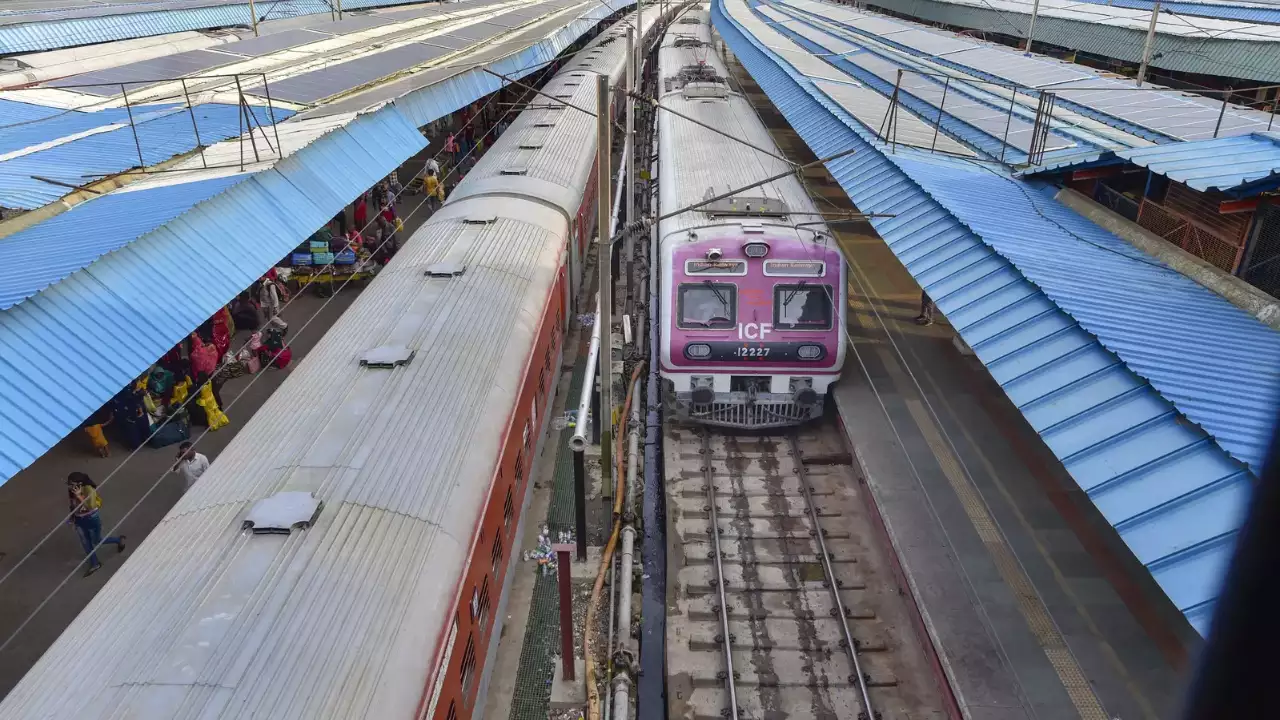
[0,51,569,655]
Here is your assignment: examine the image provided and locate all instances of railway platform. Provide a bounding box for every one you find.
[726,52,1193,720]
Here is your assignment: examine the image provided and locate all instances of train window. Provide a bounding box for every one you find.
[491,535,504,572]
[677,283,736,329]
[504,487,515,529]
[446,702,457,720]
[773,285,834,330]
[459,635,477,697]
[478,578,491,631]
[470,588,480,623]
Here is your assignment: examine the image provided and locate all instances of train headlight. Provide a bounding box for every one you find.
[743,241,769,258]
[797,344,824,360]
[685,343,712,359]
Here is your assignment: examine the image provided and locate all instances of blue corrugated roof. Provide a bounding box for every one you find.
[0,103,290,210]
[715,0,1279,633]
[0,173,249,310]
[0,106,426,486]
[896,155,1280,472]
[0,102,159,155]
[0,0,476,54]
[1021,132,1280,196]
[1115,133,1280,194]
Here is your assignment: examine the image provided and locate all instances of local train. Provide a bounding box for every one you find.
[657,11,846,428]
[0,8,666,720]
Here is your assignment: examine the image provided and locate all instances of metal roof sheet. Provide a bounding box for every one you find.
[718,0,1276,633]
[861,0,1280,82]
[0,106,426,486]
[1065,0,1280,26]
[0,0,487,53]
[895,154,1280,472]
[0,103,289,210]
[778,0,1278,138]
[0,173,249,310]
[0,104,139,155]
[1114,132,1280,193]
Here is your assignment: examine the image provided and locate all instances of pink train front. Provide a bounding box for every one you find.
[656,15,846,429]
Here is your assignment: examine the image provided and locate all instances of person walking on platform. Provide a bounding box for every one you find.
[173,442,210,493]
[259,274,281,321]
[67,472,126,577]
[915,290,936,326]
[424,168,445,213]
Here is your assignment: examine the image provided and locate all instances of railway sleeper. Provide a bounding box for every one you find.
[679,682,868,720]
[678,561,865,590]
[684,624,889,653]
[674,518,853,541]
[683,536,861,563]
[683,590,877,621]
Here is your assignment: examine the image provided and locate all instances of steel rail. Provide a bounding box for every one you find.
[700,428,740,720]
[786,432,875,717]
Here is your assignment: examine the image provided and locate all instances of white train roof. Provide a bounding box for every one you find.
[657,11,826,244]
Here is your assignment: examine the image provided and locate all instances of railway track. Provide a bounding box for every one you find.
[665,420,950,720]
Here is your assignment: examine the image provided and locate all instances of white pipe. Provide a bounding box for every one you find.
[1137,1,1161,87]
[570,294,601,453]
[568,129,630,453]
[1024,0,1041,54]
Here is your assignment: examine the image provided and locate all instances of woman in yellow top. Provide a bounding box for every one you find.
[83,412,112,458]
[67,472,126,576]
[423,168,445,212]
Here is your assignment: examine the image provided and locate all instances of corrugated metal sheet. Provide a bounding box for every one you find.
[1021,132,1280,194]
[1115,132,1280,193]
[717,0,1278,633]
[0,0,483,53]
[0,104,139,156]
[0,106,425,485]
[0,103,290,210]
[0,173,250,310]
[776,0,1274,142]
[864,0,1280,82]
[1070,0,1280,26]
[899,155,1280,471]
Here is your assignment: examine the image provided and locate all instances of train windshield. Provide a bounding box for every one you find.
[678,282,737,329]
[774,284,834,330]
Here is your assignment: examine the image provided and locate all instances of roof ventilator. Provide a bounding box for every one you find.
[243,492,323,535]
[360,345,416,368]
[500,168,529,176]
[673,36,704,48]
[426,259,470,275]
[678,16,700,24]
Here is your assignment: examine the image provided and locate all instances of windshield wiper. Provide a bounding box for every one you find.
[704,280,730,315]
[782,279,807,308]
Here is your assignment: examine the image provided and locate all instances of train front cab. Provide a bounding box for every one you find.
[662,225,846,429]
